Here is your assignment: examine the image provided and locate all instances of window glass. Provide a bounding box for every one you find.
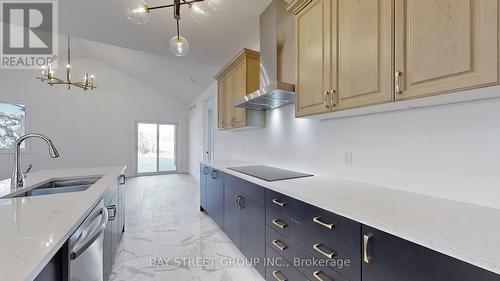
[0,102,26,149]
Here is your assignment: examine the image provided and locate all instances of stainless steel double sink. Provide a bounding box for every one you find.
[2,176,102,199]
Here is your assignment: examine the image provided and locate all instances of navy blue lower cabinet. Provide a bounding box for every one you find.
[223,183,241,246]
[206,168,224,228]
[240,192,266,276]
[362,225,500,281]
[266,245,309,281]
[266,189,362,281]
[34,245,65,281]
[199,164,209,211]
[223,179,266,277]
[266,226,350,281]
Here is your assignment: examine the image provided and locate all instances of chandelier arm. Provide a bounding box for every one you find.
[147,0,204,11]
[49,80,69,85]
[147,4,175,11]
[179,0,205,5]
[49,77,65,83]
[71,83,86,89]
[36,36,96,91]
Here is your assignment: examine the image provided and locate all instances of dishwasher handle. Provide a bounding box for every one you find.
[70,207,109,260]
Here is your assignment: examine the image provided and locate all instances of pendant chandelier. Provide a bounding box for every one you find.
[124,0,229,57]
[36,36,96,91]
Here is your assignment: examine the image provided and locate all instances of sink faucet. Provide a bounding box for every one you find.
[11,134,60,189]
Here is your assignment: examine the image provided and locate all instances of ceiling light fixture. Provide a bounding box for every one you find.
[124,0,229,57]
[36,36,96,91]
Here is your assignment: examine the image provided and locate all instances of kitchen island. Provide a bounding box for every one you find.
[0,166,126,281]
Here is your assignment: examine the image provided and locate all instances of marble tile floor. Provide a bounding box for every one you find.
[110,174,264,281]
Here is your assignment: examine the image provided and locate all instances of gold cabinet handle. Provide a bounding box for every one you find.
[272,199,286,207]
[323,91,331,108]
[313,271,331,281]
[272,239,287,251]
[363,233,374,264]
[313,243,335,259]
[272,270,287,281]
[330,89,336,107]
[231,117,235,126]
[395,71,403,95]
[313,216,334,230]
[272,219,287,229]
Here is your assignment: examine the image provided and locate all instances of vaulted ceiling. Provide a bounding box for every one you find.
[59,0,273,68]
[77,38,218,103]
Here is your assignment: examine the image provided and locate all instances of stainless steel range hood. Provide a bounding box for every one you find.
[235,0,295,110]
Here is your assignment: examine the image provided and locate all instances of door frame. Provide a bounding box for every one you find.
[135,120,179,176]
[202,96,214,162]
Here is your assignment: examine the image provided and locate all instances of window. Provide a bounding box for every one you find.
[136,122,177,175]
[0,102,26,151]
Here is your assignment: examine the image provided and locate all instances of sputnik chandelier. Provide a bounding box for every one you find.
[36,36,96,91]
[124,0,229,57]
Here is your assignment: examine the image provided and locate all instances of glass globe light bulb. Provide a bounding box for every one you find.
[123,0,151,24]
[170,36,190,57]
[189,2,209,22]
[207,0,230,12]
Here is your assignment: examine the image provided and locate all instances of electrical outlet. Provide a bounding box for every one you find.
[344,151,353,166]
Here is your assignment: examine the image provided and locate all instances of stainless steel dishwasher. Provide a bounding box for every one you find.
[68,199,108,281]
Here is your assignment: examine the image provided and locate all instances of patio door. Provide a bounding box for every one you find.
[136,122,177,175]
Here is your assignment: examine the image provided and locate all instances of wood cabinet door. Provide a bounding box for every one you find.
[395,0,498,100]
[233,61,247,128]
[295,0,334,117]
[217,77,226,128]
[224,72,235,128]
[335,0,393,110]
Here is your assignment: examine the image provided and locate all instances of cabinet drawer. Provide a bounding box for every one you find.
[302,204,361,253]
[225,173,265,203]
[267,190,361,252]
[266,203,304,244]
[266,189,307,219]
[266,245,309,281]
[267,226,308,265]
[267,227,355,281]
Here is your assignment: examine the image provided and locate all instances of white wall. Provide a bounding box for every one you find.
[0,56,189,179]
[189,80,500,210]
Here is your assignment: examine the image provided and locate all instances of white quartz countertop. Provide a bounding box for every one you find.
[0,166,126,281]
[202,159,500,275]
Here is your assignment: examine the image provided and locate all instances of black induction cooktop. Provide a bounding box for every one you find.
[227,165,313,182]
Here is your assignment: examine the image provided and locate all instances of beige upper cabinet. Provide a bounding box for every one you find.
[289,0,500,117]
[224,73,235,127]
[335,0,394,110]
[233,61,247,128]
[292,0,333,117]
[395,0,498,100]
[291,0,393,115]
[215,49,263,129]
[217,76,226,128]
